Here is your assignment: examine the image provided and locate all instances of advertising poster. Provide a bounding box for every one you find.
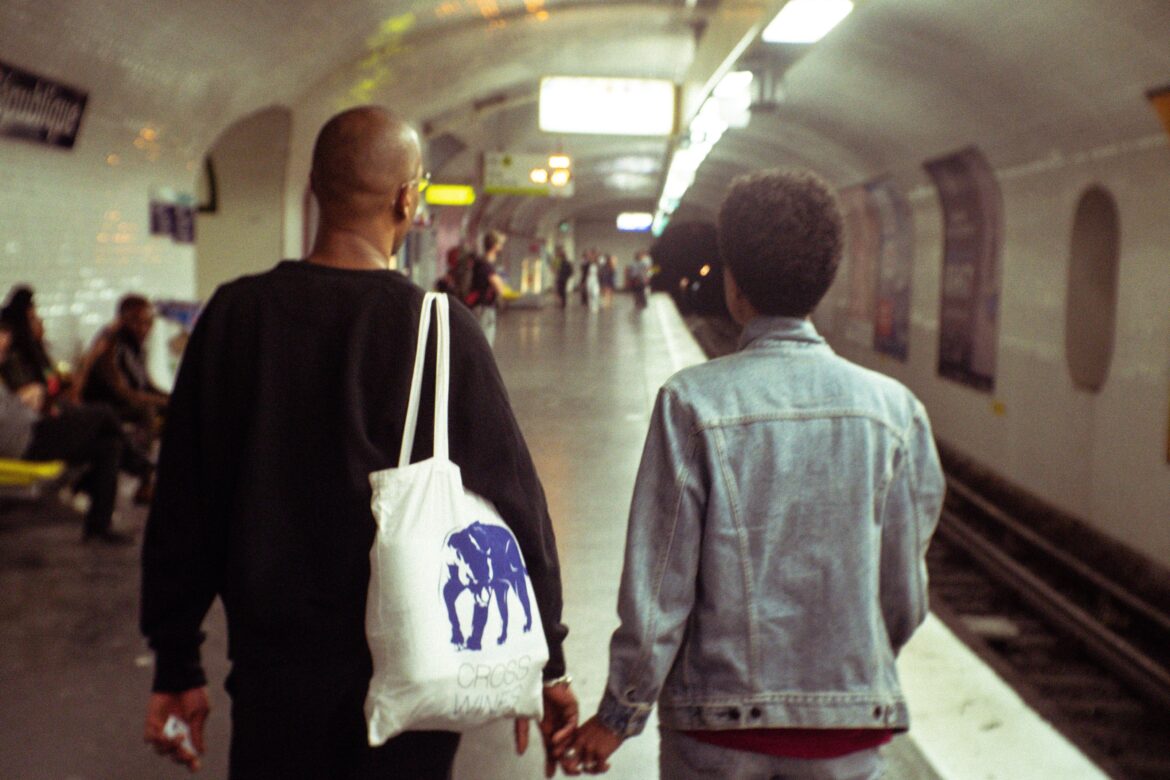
[867,178,913,361]
[0,60,88,149]
[837,179,914,360]
[1147,84,1170,140]
[838,185,879,349]
[924,146,1003,391]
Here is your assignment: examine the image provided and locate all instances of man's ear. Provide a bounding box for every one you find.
[394,183,417,222]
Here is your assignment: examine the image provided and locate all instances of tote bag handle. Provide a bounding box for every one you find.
[397,292,451,467]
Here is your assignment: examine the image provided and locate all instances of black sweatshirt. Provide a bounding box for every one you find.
[140,260,568,691]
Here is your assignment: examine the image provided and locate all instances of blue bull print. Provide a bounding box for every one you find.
[443,521,534,650]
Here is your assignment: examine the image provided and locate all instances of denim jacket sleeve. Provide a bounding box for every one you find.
[878,400,945,653]
[598,385,705,738]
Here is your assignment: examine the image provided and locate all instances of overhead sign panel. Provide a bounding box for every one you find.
[0,60,88,149]
[483,152,574,197]
[539,77,676,136]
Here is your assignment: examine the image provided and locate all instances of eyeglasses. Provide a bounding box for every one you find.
[417,170,431,193]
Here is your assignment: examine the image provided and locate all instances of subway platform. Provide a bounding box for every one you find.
[0,292,1108,779]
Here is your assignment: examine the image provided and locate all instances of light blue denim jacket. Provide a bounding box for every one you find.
[598,316,944,737]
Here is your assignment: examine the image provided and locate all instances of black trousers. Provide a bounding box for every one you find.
[24,404,123,535]
[226,657,460,779]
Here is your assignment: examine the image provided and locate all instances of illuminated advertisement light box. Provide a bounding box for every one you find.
[616,212,653,232]
[539,77,676,136]
[484,152,574,197]
[424,184,476,206]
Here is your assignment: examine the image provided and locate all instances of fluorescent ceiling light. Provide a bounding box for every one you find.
[762,0,853,44]
[616,212,653,232]
[713,70,753,98]
[539,77,676,136]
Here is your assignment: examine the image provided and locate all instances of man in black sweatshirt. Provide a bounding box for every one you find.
[140,106,576,778]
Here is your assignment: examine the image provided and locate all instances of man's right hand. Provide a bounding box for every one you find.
[144,687,210,772]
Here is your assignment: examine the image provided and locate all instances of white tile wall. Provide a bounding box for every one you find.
[0,118,197,377]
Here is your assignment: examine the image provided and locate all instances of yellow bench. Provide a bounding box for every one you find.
[0,458,68,493]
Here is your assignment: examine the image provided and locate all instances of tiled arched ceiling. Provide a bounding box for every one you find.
[4,0,1169,234]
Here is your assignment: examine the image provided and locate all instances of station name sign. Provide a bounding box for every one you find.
[0,60,88,149]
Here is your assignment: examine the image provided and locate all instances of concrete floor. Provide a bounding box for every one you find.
[0,292,940,779]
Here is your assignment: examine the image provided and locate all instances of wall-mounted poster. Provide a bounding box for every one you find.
[149,191,196,244]
[1148,84,1170,141]
[924,146,1002,391]
[0,60,88,149]
[868,178,913,361]
[837,178,914,360]
[838,185,878,349]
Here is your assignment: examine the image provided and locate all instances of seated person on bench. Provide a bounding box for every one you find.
[0,319,131,544]
[81,294,170,436]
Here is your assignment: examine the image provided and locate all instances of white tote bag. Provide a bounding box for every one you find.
[364,292,548,746]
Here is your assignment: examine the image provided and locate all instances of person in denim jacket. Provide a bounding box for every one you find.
[563,170,945,779]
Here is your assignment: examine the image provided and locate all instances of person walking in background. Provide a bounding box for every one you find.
[585,256,601,313]
[628,252,651,310]
[466,229,510,347]
[562,170,945,779]
[139,106,576,779]
[599,255,616,308]
[554,246,573,309]
[578,251,593,307]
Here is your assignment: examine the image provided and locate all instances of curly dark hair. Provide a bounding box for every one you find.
[717,169,843,317]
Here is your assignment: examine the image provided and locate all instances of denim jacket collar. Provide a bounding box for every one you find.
[737,315,825,351]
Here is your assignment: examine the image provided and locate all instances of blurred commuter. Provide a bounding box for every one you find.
[554,246,573,308]
[139,106,575,779]
[628,252,651,309]
[466,229,510,346]
[585,259,601,313]
[599,255,616,308]
[81,294,169,434]
[563,170,945,779]
[0,286,72,409]
[578,252,593,306]
[0,320,130,544]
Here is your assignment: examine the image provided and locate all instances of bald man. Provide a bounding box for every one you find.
[140,107,575,778]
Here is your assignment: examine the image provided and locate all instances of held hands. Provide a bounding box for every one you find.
[559,716,622,776]
[515,680,580,777]
[515,677,623,778]
[144,687,210,772]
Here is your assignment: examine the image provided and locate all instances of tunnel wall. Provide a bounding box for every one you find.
[818,137,1170,566]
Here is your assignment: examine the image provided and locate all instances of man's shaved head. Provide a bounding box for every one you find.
[310,106,421,220]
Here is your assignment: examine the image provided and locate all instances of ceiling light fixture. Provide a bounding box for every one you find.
[762,0,854,44]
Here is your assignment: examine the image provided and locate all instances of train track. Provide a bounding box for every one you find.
[929,475,1170,779]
